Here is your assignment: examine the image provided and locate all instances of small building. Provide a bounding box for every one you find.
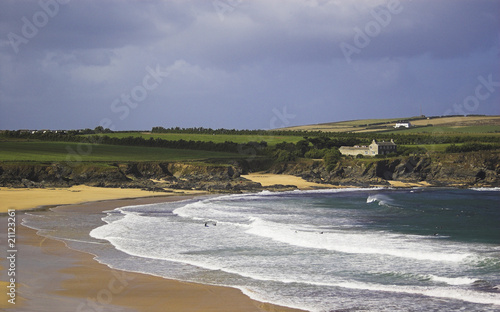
[340,139,397,157]
[394,122,411,128]
[370,139,397,155]
[339,145,371,156]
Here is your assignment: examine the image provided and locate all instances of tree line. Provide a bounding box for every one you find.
[445,143,499,153]
[151,126,499,145]
[2,131,267,154]
[3,129,498,166]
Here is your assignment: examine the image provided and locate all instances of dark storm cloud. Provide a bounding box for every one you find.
[348,0,500,59]
[0,0,498,130]
[0,0,163,55]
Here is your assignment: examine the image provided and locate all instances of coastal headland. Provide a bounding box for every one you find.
[2,116,499,191]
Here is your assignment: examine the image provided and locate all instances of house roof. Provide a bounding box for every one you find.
[372,140,396,146]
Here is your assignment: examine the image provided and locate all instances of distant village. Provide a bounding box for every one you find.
[13,127,112,135]
[17,129,67,134]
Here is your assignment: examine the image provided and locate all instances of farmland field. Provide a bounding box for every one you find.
[87,132,305,145]
[383,125,500,135]
[280,115,500,134]
[0,141,247,162]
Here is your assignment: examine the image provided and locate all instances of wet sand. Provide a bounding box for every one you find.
[0,196,305,312]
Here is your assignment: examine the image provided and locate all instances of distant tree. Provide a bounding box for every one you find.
[445,143,497,153]
[323,148,341,171]
[295,139,311,157]
[398,146,427,156]
[304,148,326,159]
[80,128,94,135]
[94,126,105,133]
[273,149,296,162]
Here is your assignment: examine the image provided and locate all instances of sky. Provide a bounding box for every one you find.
[0,0,499,131]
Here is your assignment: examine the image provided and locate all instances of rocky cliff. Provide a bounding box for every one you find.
[268,151,500,187]
[1,151,498,191]
[0,161,265,192]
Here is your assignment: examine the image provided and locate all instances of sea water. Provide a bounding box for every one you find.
[23,188,500,312]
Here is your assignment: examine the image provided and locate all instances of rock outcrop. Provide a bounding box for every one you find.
[1,151,498,191]
[269,151,500,188]
[0,161,265,192]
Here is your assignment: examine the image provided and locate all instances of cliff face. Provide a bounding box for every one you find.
[0,162,247,190]
[270,151,500,187]
[1,151,498,190]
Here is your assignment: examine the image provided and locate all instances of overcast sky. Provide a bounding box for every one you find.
[1,0,499,130]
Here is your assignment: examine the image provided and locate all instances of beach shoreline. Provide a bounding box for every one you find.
[0,184,209,213]
[0,191,306,312]
[0,173,459,311]
[2,173,496,311]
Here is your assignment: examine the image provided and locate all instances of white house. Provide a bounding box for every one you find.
[394,122,411,128]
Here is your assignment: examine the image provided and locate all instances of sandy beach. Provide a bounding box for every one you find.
[242,173,339,190]
[0,187,306,312]
[387,180,432,188]
[0,185,207,213]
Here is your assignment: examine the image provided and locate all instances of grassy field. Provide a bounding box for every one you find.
[280,115,500,135]
[408,116,500,126]
[87,132,305,145]
[2,116,499,164]
[0,141,247,162]
[383,125,500,135]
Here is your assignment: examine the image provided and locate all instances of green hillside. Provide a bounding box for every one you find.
[279,115,500,135]
[0,141,245,163]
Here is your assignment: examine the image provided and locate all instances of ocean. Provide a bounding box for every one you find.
[23,188,500,312]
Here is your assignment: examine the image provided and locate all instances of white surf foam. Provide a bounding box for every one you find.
[89,189,499,311]
[471,187,500,192]
[366,194,394,206]
[245,217,471,262]
[427,274,478,286]
[333,281,500,306]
